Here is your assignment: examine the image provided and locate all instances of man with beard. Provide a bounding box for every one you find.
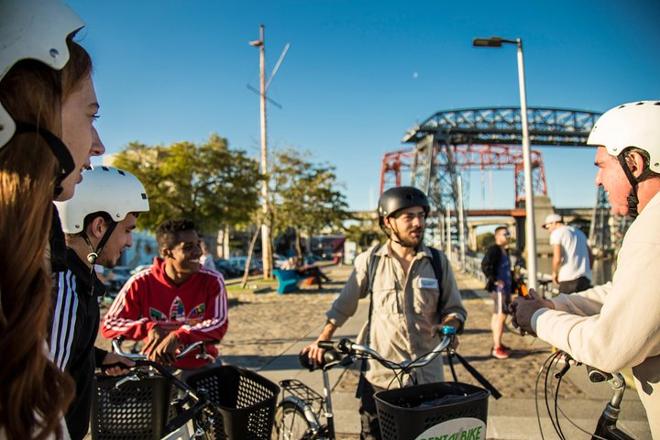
[102,219,228,376]
[302,186,466,439]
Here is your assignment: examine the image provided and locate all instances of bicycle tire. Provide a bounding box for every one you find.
[272,401,315,440]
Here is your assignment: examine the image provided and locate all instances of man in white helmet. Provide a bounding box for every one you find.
[49,166,149,440]
[513,101,660,437]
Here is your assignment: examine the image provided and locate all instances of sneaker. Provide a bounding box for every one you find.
[492,346,510,359]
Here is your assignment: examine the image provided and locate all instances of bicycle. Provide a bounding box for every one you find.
[91,338,279,440]
[537,351,635,440]
[273,326,500,440]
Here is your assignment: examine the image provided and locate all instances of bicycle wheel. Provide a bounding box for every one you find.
[272,401,314,440]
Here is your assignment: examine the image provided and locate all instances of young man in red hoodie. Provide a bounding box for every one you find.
[102,219,228,372]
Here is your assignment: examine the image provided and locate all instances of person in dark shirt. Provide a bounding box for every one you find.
[50,166,149,439]
[481,226,513,359]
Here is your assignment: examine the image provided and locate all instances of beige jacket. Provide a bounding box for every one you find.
[532,192,660,438]
[326,243,467,389]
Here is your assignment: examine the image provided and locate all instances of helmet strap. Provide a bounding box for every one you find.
[386,220,420,250]
[617,155,640,218]
[82,221,118,265]
[14,122,75,197]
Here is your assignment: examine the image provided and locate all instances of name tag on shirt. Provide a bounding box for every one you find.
[418,277,439,289]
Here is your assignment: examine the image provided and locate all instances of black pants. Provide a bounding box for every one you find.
[558,276,591,294]
[358,377,385,440]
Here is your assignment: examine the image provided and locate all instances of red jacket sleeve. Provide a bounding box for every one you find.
[174,273,228,345]
[101,277,154,340]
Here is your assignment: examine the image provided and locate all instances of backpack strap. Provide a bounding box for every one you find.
[429,247,445,312]
[357,244,380,397]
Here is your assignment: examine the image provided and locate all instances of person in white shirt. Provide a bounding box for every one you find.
[513,101,660,438]
[199,240,217,272]
[542,213,592,293]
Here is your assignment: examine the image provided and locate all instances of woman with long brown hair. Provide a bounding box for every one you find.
[0,1,102,438]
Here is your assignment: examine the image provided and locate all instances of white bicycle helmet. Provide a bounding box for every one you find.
[587,101,660,174]
[0,0,85,149]
[588,101,660,216]
[55,166,150,234]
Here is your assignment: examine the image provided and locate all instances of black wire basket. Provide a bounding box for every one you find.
[374,381,489,440]
[186,365,280,440]
[91,373,174,440]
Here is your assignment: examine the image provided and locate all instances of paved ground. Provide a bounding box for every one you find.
[96,264,652,439]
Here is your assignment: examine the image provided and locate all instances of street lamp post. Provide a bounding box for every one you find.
[473,36,538,290]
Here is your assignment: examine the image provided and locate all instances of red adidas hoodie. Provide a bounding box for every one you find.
[102,257,228,369]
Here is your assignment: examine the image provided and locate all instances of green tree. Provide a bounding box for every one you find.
[476,232,495,252]
[112,134,262,234]
[270,148,350,256]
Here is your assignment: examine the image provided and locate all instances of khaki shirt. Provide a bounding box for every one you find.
[326,243,467,389]
[533,192,660,438]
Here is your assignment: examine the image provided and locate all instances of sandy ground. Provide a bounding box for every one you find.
[97,264,582,398]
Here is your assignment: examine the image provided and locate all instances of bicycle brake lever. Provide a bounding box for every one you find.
[114,374,140,389]
[554,361,571,379]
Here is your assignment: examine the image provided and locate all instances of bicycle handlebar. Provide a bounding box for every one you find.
[325,325,457,371]
[111,339,206,361]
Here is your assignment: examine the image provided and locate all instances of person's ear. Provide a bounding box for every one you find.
[88,216,108,240]
[162,247,173,259]
[626,150,647,179]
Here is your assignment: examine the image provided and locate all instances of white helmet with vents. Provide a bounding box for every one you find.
[0,0,85,149]
[55,166,150,234]
[587,100,660,174]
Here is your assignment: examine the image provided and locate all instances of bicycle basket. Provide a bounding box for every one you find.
[91,373,173,440]
[186,365,280,440]
[374,381,489,440]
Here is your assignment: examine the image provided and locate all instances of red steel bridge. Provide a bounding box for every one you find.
[377,107,633,259]
[380,107,600,209]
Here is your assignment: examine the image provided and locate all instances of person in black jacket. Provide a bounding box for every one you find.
[49,166,149,439]
[481,226,513,359]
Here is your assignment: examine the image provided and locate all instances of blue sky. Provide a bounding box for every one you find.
[69,0,660,211]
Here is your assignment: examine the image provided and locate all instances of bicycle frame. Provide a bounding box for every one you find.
[275,326,458,440]
[278,365,337,439]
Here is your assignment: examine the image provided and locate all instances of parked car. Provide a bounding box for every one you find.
[228,256,262,275]
[102,266,131,295]
[214,258,243,279]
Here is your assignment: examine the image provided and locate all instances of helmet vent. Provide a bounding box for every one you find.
[618,105,626,109]
[141,193,147,200]
[49,48,59,58]
[654,102,660,106]
[636,102,644,105]
[118,169,126,176]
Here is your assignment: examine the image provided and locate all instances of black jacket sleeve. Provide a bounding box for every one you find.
[481,245,501,292]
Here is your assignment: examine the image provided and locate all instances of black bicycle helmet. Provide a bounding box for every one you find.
[378,186,430,223]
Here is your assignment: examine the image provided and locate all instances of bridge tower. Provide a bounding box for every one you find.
[382,107,603,267]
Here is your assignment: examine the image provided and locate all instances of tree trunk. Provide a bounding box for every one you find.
[294,227,303,259]
[241,224,262,289]
[223,224,230,258]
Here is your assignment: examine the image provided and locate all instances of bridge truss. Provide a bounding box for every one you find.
[381,107,603,252]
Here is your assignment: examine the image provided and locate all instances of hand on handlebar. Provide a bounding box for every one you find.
[301,340,327,367]
[511,288,555,336]
[142,325,170,357]
[101,351,135,376]
[438,317,461,350]
[149,332,182,366]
